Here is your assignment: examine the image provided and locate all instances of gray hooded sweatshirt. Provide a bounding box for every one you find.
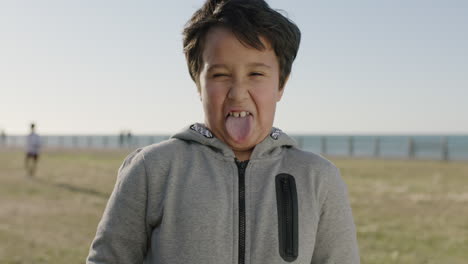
[87,124,360,264]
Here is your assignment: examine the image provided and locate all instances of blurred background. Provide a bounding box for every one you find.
[0,0,467,263]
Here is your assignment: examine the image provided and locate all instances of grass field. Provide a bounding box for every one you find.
[0,149,467,263]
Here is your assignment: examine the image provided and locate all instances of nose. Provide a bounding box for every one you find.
[227,78,249,101]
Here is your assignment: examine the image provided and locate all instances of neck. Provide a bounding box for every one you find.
[234,149,252,161]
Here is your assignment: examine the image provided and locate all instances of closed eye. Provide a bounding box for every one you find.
[250,72,264,76]
[213,73,229,78]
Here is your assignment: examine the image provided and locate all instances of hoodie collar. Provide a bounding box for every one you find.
[171,123,298,160]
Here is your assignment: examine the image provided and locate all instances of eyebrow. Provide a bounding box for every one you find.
[206,63,271,72]
[247,63,272,69]
[206,64,228,72]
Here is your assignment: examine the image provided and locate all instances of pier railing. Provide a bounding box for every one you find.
[293,136,460,161]
[2,135,467,161]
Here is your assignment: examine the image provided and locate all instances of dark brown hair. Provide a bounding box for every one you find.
[183,0,301,90]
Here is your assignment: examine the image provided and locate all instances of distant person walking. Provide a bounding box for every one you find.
[25,123,41,177]
[0,129,5,147]
[119,131,125,148]
[126,131,132,147]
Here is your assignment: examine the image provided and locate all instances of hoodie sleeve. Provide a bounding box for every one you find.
[87,149,150,264]
[311,165,360,264]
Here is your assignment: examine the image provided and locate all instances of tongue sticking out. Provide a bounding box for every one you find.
[225,115,253,142]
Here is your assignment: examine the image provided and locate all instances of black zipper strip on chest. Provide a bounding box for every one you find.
[275,173,298,262]
[235,159,249,264]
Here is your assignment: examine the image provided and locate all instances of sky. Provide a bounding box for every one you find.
[1,0,467,135]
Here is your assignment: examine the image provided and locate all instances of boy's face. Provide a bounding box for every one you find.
[199,26,284,158]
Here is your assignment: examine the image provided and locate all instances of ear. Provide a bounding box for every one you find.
[196,83,203,101]
[276,75,289,102]
[276,87,284,102]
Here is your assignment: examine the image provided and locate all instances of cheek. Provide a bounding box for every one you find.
[257,93,276,106]
[202,83,226,115]
[204,85,222,103]
[253,83,280,113]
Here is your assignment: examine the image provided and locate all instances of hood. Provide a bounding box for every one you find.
[171,123,298,160]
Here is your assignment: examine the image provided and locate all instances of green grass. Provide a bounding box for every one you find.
[0,149,126,264]
[335,158,468,264]
[0,149,467,263]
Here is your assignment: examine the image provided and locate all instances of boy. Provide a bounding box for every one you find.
[25,123,41,177]
[87,0,360,263]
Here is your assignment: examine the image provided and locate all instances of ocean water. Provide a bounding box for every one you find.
[3,134,468,161]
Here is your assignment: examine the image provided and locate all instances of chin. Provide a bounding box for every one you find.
[229,132,260,149]
[230,143,255,154]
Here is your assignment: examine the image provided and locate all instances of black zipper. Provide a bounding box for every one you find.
[275,173,298,262]
[235,159,249,264]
